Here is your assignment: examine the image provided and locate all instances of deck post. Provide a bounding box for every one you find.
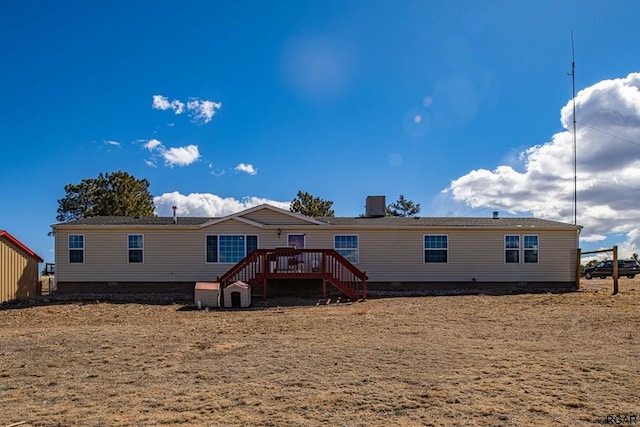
[322,279,327,298]
[263,278,268,301]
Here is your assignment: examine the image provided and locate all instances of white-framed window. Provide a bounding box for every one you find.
[334,235,359,263]
[505,235,520,264]
[524,235,539,264]
[128,234,144,263]
[424,235,448,263]
[505,235,539,264]
[68,234,84,264]
[206,235,258,263]
[287,234,306,249]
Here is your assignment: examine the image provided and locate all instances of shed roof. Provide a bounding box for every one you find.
[0,230,44,263]
[195,282,220,291]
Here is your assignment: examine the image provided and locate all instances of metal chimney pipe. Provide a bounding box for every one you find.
[172,206,177,224]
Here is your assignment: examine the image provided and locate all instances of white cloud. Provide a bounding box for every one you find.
[144,138,162,151]
[152,94,221,124]
[207,162,225,177]
[151,95,171,110]
[620,228,640,258]
[152,95,185,114]
[173,102,185,115]
[142,139,200,167]
[580,234,607,243]
[152,95,171,110]
[234,163,257,175]
[444,72,640,256]
[104,140,121,147]
[161,145,200,167]
[187,98,222,124]
[154,192,290,217]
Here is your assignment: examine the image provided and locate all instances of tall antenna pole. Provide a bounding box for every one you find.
[570,31,577,226]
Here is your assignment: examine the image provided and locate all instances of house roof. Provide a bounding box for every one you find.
[52,208,579,230]
[0,230,44,263]
[54,216,210,226]
[315,216,578,229]
[201,203,327,227]
[52,204,327,228]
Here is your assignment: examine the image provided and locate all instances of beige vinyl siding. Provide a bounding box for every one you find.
[350,228,577,282]
[54,214,579,285]
[242,210,313,225]
[287,227,577,283]
[56,219,286,283]
[1,238,40,302]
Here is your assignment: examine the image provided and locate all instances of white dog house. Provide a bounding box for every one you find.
[223,281,251,308]
[194,282,220,308]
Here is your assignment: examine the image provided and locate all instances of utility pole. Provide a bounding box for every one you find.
[569,31,577,226]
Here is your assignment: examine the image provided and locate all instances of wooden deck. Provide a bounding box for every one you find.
[218,248,367,300]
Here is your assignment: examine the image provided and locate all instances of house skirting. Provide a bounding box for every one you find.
[366,281,578,296]
[56,281,195,297]
[55,280,577,301]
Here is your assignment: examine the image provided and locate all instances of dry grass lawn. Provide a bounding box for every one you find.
[1,278,639,426]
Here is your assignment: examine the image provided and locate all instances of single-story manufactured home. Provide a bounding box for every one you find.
[1,230,44,303]
[52,197,582,299]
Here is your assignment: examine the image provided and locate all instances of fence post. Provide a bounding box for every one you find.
[576,248,581,289]
[613,245,619,295]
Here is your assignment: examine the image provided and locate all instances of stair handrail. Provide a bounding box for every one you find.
[323,249,368,282]
[218,249,267,287]
[321,249,368,299]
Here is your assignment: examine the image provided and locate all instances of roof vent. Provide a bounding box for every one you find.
[172,206,178,224]
[365,196,386,218]
[493,211,499,219]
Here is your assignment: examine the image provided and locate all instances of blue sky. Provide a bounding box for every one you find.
[2,1,640,264]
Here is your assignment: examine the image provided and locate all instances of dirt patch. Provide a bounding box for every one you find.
[1,278,638,426]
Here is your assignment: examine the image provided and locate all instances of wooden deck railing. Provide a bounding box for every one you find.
[217,248,367,300]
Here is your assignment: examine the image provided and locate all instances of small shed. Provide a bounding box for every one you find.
[194,282,220,308]
[1,230,44,303]
[223,281,251,308]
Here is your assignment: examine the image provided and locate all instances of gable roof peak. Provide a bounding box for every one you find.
[0,230,44,263]
[225,203,327,225]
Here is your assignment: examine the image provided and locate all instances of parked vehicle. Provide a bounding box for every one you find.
[584,259,640,279]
